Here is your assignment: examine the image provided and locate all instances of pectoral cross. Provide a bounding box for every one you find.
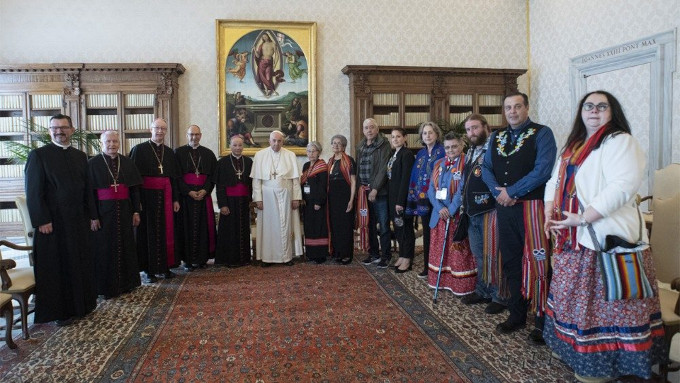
[195,169,200,177]
[272,170,278,179]
[158,164,164,174]
[236,170,242,180]
[111,180,119,192]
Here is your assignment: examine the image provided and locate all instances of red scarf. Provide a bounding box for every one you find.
[301,160,327,185]
[327,152,352,186]
[551,124,609,253]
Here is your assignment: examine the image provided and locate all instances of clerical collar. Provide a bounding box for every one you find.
[104,153,119,159]
[188,144,200,149]
[150,139,164,146]
[231,153,242,159]
[51,140,71,149]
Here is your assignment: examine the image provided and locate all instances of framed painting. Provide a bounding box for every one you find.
[217,20,317,156]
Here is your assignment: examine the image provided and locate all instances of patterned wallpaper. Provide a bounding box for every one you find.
[0,0,528,158]
[529,0,680,173]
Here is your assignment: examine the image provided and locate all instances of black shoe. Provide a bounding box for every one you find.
[340,258,352,265]
[527,328,545,345]
[261,262,271,267]
[183,265,196,272]
[461,293,492,305]
[361,256,379,265]
[284,260,294,266]
[417,270,428,278]
[377,259,389,268]
[314,259,326,264]
[495,319,526,334]
[55,317,74,327]
[394,264,412,274]
[163,270,176,279]
[484,302,507,314]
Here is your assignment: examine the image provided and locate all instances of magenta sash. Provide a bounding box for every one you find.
[97,184,130,200]
[225,183,249,197]
[183,173,216,253]
[142,176,175,266]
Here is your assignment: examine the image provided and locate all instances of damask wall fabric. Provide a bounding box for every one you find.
[529,0,680,168]
[0,0,528,154]
[1,0,677,165]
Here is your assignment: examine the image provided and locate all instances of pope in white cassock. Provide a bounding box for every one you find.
[251,130,304,264]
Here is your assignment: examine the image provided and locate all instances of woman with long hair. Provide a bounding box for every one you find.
[387,128,415,273]
[543,91,665,382]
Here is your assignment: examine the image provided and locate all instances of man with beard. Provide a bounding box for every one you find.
[174,125,217,270]
[130,118,180,283]
[213,135,253,267]
[25,114,96,325]
[454,115,507,314]
[88,130,143,298]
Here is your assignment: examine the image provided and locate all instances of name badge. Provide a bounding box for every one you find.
[436,188,448,200]
[303,185,311,194]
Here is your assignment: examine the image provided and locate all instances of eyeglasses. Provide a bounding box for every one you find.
[152,126,168,131]
[582,102,609,112]
[49,125,71,131]
[331,142,343,146]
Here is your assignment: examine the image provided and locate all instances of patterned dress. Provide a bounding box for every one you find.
[426,156,476,295]
[544,247,665,378]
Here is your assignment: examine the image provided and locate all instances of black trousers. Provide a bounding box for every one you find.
[392,215,415,260]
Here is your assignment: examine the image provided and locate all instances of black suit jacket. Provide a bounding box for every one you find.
[387,147,415,219]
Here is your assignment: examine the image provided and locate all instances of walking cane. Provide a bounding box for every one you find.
[433,217,451,304]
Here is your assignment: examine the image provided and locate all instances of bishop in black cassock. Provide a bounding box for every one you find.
[24,114,96,324]
[129,118,180,282]
[88,131,143,298]
[174,125,217,269]
[213,135,253,266]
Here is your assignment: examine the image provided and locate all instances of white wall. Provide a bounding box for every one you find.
[529,0,680,167]
[0,0,528,157]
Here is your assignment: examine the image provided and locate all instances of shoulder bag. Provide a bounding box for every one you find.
[581,201,654,301]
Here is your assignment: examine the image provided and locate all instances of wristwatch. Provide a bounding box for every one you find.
[578,215,588,227]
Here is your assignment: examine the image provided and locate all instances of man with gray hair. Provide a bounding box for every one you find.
[250,130,303,265]
[130,118,180,283]
[356,118,391,268]
[88,130,143,298]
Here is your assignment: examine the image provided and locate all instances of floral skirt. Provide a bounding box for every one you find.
[544,246,665,379]
[427,218,476,296]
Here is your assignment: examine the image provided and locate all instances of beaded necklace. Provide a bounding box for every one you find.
[495,128,536,157]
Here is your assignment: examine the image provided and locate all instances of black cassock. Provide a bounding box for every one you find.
[25,143,96,323]
[129,141,179,276]
[88,153,143,298]
[213,154,253,266]
[174,145,217,267]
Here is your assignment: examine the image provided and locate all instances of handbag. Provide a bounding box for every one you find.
[581,201,654,301]
[451,208,469,242]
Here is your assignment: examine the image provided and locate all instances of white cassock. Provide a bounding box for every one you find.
[250,147,303,263]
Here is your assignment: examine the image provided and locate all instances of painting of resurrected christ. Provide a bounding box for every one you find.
[221,26,312,154]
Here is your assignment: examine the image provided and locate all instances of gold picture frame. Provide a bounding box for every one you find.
[217,20,317,156]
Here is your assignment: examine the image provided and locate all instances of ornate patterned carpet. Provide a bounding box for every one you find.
[0,256,574,382]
